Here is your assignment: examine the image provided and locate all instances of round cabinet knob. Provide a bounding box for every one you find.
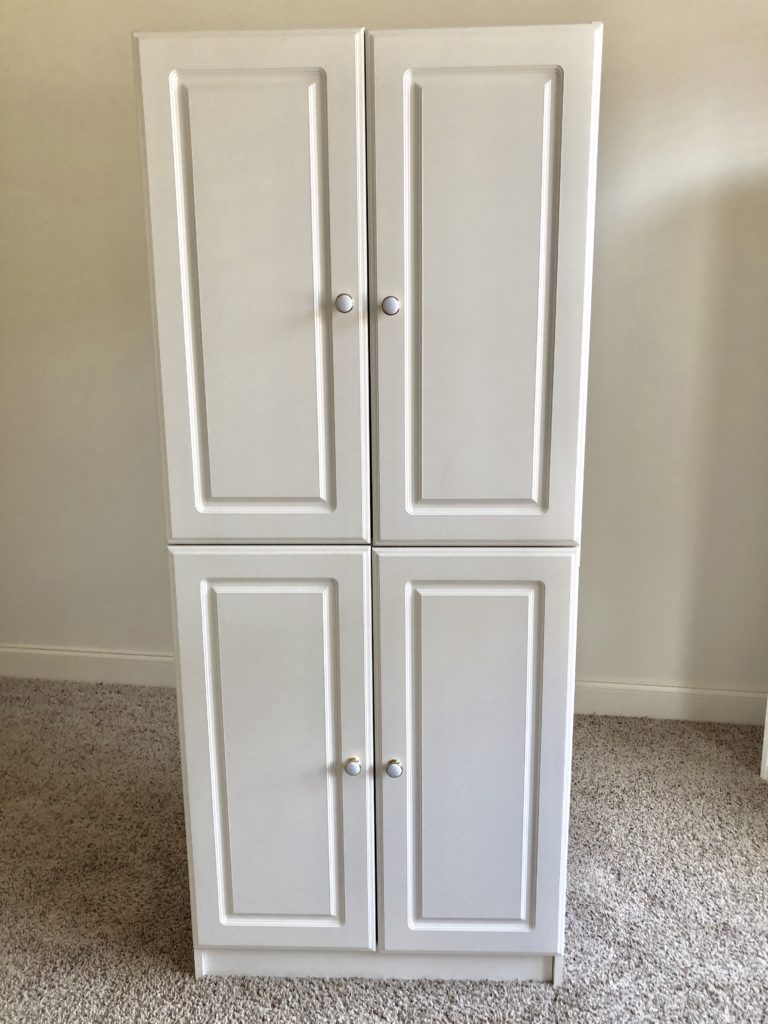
[344,757,362,776]
[385,759,404,778]
[334,293,354,313]
[381,295,400,316]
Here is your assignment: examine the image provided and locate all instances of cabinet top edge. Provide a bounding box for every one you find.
[368,22,602,35]
[133,27,365,42]
[133,23,601,42]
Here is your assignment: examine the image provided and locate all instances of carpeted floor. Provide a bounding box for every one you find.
[0,679,767,1023]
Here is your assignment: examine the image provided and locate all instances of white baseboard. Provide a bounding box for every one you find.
[0,643,175,687]
[575,678,767,725]
[0,646,765,725]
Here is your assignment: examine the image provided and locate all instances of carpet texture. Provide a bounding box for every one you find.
[0,678,767,1022]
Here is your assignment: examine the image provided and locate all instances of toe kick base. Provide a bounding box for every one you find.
[194,947,558,982]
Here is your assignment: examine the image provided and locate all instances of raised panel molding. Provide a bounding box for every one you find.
[202,579,343,926]
[403,68,562,514]
[170,70,336,513]
[405,582,542,930]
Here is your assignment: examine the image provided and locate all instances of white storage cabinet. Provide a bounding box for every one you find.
[137,23,602,982]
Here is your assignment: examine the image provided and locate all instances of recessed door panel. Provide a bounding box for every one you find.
[214,582,339,917]
[410,67,559,510]
[416,582,541,923]
[375,548,577,953]
[180,70,334,506]
[369,26,602,543]
[138,31,369,541]
[173,547,375,949]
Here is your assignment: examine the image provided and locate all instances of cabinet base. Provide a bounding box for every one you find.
[194,946,559,983]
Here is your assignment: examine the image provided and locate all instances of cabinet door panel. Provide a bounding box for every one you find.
[138,31,369,542]
[173,547,375,949]
[375,548,577,954]
[369,26,602,543]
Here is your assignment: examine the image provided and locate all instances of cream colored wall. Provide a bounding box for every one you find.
[1,1,767,710]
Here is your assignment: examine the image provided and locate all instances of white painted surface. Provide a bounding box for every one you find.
[171,546,375,949]
[375,548,577,954]
[369,26,601,544]
[762,705,768,780]
[576,678,767,725]
[2,2,768,715]
[137,31,370,542]
[0,644,175,687]
[194,946,555,980]
[553,954,564,987]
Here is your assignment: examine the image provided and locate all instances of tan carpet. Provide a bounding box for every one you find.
[0,677,767,1023]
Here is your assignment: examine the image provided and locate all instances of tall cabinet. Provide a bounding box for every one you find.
[136,24,602,982]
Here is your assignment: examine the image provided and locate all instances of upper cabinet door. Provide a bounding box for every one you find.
[368,25,602,544]
[137,31,370,542]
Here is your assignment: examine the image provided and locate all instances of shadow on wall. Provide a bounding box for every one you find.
[579,176,768,692]
[686,179,768,688]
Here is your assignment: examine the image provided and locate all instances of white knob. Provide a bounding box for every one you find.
[381,295,400,316]
[335,293,354,313]
[385,759,403,778]
[344,757,362,776]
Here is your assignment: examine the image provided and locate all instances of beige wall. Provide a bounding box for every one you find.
[2,1,767,705]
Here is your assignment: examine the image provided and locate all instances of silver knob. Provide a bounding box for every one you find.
[344,757,362,776]
[381,295,400,316]
[385,759,403,778]
[335,293,354,313]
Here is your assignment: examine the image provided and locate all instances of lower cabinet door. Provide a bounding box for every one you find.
[374,548,577,954]
[172,546,375,950]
